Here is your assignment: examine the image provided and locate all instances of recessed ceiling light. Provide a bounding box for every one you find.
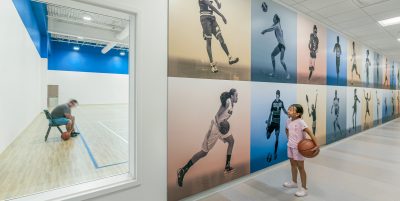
[397,38,400,42]
[378,16,400,27]
[83,15,92,21]
[120,51,126,56]
[73,46,80,51]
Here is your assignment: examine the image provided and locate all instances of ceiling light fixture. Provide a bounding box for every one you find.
[73,46,80,51]
[397,38,400,42]
[83,15,92,21]
[378,16,400,27]
[77,36,83,40]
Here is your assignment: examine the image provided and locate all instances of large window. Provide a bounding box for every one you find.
[0,1,135,200]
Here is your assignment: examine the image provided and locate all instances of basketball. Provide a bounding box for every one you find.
[61,132,70,141]
[261,2,268,12]
[298,139,319,158]
[218,120,230,135]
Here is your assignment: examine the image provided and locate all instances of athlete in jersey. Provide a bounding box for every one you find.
[384,58,389,87]
[333,36,342,85]
[352,88,361,132]
[266,90,287,160]
[261,14,290,80]
[307,92,318,135]
[177,89,238,187]
[331,90,343,138]
[375,53,380,88]
[363,90,371,126]
[365,50,371,86]
[198,0,239,73]
[384,97,388,117]
[308,25,319,80]
[351,42,361,85]
[397,69,400,89]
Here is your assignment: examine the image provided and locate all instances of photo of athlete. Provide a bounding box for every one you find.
[384,58,389,87]
[391,61,395,88]
[375,53,380,88]
[363,90,371,128]
[265,90,288,160]
[365,50,371,86]
[333,36,342,85]
[308,25,319,81]
[352,88,361,133]
[306,90,318,135]
[397,91,400,116]
[331,90,343,139]
[376,90,381,125]
[350,42,361,85]
[261,14,290,80]
[198,0,239,73]
[177,88,238,187]
[392,92,395,117]
[384,97,388,117]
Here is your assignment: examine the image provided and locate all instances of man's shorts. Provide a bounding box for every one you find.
[288,147,304,161]
[278,43,286,52]
[267,122,280,134]
[352,64,357,71]
[202,120,232,152]
[200,16,221,40]
[52,118,70,126]
[310,51,317,59]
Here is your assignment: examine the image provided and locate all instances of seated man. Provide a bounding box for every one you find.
[51,99,80,137]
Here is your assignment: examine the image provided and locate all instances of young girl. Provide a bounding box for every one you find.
[283,104,319,197]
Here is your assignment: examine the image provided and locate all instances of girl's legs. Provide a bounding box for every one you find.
[290,158,298,183]
[297,160,307,189]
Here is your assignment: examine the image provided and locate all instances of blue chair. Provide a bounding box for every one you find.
[43,110,64,142]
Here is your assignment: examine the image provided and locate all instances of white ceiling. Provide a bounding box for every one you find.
[277,0,400,61]
[46,4,129,50]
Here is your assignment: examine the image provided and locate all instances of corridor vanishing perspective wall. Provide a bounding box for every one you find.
[167,0,400,200]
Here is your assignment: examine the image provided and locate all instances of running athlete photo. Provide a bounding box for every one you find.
[308,25,319,81]
[363,90,371,128]
[261,14,290,80]
[350,42,361,85]
[177,88,238,187]
[384,58,389,88]
[331,90,343,139]
[375,53,380,88]
[333,36,342,85]
[306,91,318,135]
[352,88,361,133]
[266,90,288,160]
[198,0,239,73]
[376,90,381,124]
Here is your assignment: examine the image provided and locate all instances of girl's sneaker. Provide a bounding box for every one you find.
[295,187,308,197]
[283,181,297,188]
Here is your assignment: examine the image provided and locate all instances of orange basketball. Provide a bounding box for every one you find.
[61,132,70,141]
[298,139,319,158]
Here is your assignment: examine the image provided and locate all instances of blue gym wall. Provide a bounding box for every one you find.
[12,0,48,58]
[48,41,129,74]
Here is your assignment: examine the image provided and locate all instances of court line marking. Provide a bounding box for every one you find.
[97,121,128,144]
[76,124,128,169]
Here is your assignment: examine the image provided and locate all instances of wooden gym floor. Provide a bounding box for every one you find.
[0,104,129,200]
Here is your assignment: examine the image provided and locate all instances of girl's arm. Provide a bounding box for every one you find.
[304,127,319,148]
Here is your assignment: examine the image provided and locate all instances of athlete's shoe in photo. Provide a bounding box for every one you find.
[295,187,308,197]
[210,63,218,73]
[286,73,291,80]
[224,166,235,174]
[177,168,185,187]
[283,181,298,188]
[228,57,239,65]
[274,152,278,160]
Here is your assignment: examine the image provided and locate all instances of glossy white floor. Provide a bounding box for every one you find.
[0,104,128,200]
[195,118,400,201]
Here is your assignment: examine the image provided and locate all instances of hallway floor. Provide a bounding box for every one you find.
[196,119,400,201]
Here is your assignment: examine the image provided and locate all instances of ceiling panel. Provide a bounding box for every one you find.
[299,0,346,10]
[362,0,400,15]
[314,1,358,18]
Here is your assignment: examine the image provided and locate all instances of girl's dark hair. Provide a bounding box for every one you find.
[290,104,304,118]
[220,88,237,107]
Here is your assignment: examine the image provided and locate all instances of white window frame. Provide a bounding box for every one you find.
[14,0,141,200]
